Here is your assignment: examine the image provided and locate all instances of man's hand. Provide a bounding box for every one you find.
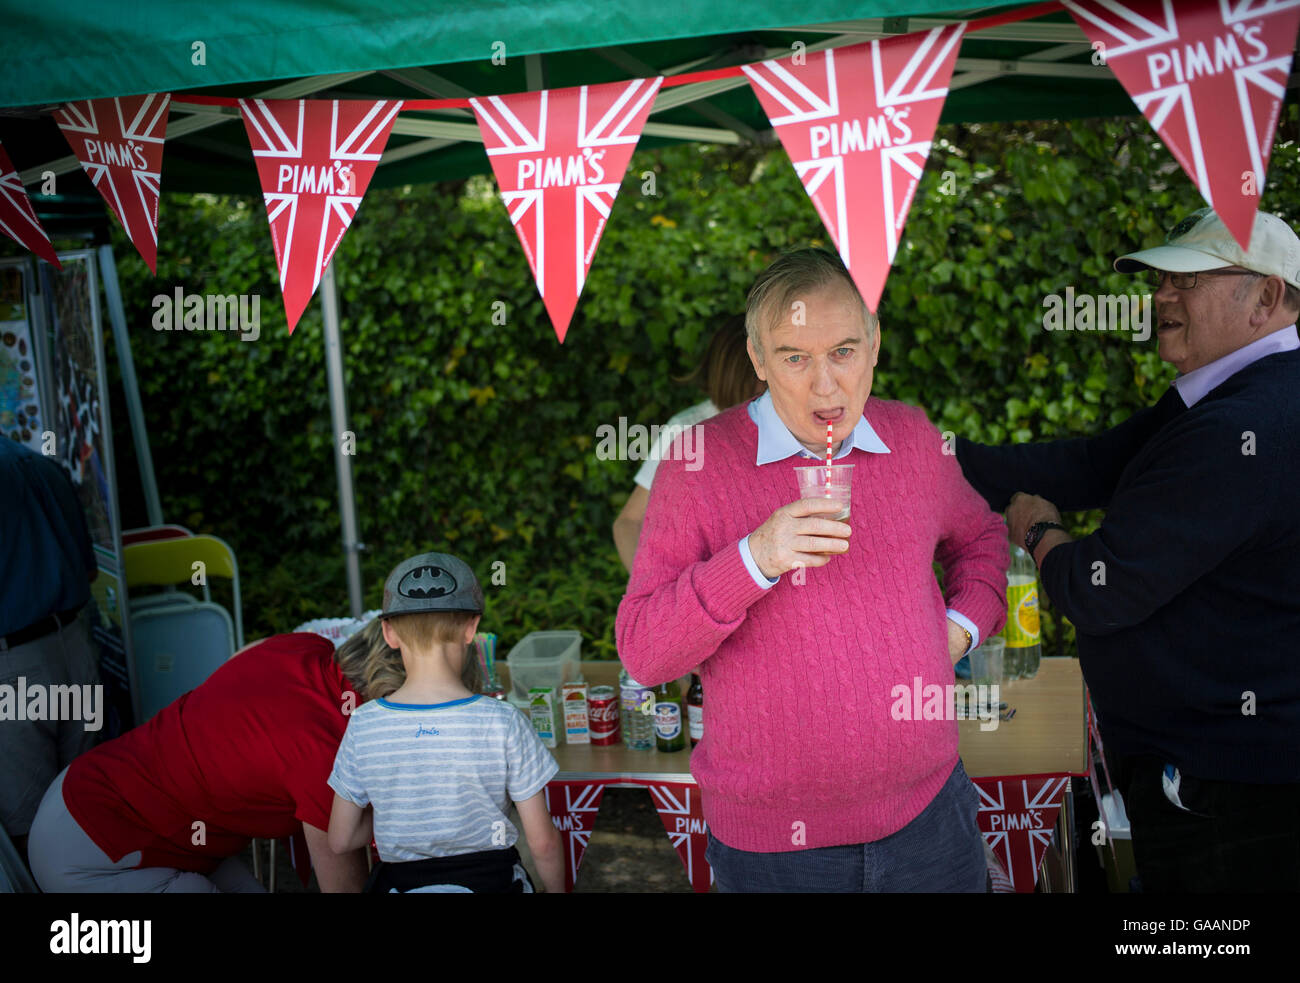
[749,498,852,580]
[1006,493,1062,554]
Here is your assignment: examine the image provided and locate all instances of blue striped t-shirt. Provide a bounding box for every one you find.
[328,694,558,862]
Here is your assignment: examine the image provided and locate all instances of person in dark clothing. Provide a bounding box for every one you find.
[957,207,1300,893]
[0,437,100,867]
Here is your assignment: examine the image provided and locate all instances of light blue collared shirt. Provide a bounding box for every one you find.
[1172,324,1298,408]
[735,391,980,651]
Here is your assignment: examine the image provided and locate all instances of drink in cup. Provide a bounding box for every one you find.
[793,465,853,553]
[794,463,853,519]
[968,638,1005,719]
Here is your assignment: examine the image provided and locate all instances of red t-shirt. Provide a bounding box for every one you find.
[63,633,360,873]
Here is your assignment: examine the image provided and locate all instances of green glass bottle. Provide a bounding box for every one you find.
[653,679,685,752]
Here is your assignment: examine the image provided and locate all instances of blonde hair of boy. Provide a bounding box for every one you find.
[334,615,483,701]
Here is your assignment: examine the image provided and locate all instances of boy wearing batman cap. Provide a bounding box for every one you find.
[326,551,563,893]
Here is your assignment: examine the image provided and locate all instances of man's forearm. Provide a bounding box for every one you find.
[958,436,1101,513]
[616,545,763,686]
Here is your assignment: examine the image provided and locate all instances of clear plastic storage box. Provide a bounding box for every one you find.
[505,630,583,702]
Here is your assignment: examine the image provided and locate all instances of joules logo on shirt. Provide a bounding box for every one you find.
[416,723,439,737]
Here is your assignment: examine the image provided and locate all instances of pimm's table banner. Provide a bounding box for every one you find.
[1064,0,1300,249]
[646,781,712,893]
[544,780,608,893]
[742,25,965,312]
[972,774,1070,893]
[239,98,403,333]
[53,95,169,273]
[470,77,663,343]
[0,143,61,269]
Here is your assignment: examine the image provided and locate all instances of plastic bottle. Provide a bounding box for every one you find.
[618,667,655,750]
[1002,546,1041,679]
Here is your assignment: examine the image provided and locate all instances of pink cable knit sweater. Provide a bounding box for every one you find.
[616,397,1008,852]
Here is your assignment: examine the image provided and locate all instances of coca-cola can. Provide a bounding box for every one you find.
[588,686,620,746]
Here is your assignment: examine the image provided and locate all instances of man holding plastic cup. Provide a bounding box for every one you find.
[617,248,1009,892]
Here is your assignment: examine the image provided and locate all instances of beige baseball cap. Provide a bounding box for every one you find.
[1114,207,1300,289]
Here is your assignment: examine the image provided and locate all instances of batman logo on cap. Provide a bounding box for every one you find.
[398,565,457,599]
[1166,211,1205,242]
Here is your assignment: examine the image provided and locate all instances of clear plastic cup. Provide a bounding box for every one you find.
[793,463,854,520]
[969,637,1005,688]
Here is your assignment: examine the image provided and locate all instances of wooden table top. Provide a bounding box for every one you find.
[499,657,1087,782]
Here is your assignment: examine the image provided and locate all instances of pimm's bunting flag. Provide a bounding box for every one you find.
[0,142,61,268]
[743,25,965,312]
[1064,0,1300,249]
[240,99,403,333]
[470,77,663,343]
[53,95,170,273]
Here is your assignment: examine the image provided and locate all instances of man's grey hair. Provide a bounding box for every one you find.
[1234,272,1300,313]
[745,248,878,362]
[1284,282,1300,314]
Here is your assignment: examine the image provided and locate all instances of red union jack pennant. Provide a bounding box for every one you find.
[743,26,964,312]
[53,95,169,273]
[543,780,607,892]
[239,98,403,333]
[0,142,60,268]
[973,774,1070,893]
[470,77,663,343]
[646,781,713,893]
[1064,0,1300,249]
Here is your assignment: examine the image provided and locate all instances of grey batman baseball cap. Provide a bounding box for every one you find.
[381,552,484,617]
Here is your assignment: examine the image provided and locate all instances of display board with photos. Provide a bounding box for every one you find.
[39,250,136,736]
[0,258,46,452]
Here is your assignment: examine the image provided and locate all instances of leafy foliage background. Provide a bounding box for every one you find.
[9,107,1297,660]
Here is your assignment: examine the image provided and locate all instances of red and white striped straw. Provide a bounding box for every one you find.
[825,422,833,494]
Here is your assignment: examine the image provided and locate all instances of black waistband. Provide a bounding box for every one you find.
[0,606,84,652]
[365,846,526,894]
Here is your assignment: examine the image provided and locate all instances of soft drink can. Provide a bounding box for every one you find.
[588,686,620,746]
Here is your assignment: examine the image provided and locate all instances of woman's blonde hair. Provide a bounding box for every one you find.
[333,618,484,701]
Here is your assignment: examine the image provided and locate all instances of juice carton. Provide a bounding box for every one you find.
[529,687,558,748]
[561,681,590,745]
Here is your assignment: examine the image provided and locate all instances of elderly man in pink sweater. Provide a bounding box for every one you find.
[616,248,1008,892]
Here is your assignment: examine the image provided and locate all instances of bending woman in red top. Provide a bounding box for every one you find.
[27,622,441,892]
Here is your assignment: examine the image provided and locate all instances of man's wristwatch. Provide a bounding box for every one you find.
[1024,520,1067,557]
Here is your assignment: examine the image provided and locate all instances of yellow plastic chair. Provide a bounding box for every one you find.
[123,534,268,884]
[124,534,243,649]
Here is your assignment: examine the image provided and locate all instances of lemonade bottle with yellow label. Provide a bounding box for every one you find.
[1001,546,1041,679]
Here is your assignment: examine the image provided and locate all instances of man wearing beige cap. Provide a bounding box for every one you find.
[957,207,1300,892]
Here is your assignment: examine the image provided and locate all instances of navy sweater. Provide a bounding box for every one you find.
[957,348,1300,782]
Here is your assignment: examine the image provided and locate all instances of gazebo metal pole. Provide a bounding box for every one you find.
[98,245,163,526]
[321,259,364,617]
